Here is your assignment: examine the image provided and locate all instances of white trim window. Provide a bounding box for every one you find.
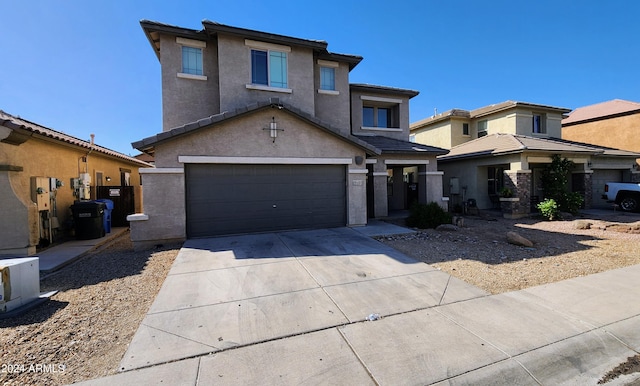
[245,40,291,92]
[532,113,546,134]
[477,120,488,137]
[176,37,207,80]
[320,67,335,90]
[182,46,203,75]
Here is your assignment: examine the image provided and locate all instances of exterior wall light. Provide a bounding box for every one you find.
[263,117,283,143]
[106,176,112,182]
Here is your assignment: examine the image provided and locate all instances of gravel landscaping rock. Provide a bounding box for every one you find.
[378,211,640,295]
[0,232,181,386]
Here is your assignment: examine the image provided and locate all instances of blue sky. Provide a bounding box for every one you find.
[1,0,639,155]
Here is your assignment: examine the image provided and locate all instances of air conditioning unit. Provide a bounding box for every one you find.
[0,257,40,313]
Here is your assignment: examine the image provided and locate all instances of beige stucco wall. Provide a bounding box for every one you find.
[131,109,368,246]
[217,34,316,117]
[314,61,351,134]
[0,137,146,256]
[412,121,453,149]
[563,113,640,153]
[160,34,220,131]
[350,89,412,141]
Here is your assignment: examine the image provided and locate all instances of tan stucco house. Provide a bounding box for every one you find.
[411,101,640,217]
[129,20,447,248]
[562,99,640,168]
[0,111,150,256]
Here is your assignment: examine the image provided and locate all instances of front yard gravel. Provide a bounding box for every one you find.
[0,232,181,386]
[1,210,639,385]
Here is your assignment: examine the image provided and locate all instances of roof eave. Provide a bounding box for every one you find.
[201,20,328,51]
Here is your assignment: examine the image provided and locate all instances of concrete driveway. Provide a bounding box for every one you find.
[118,227,488,375]
[99,225,640,385]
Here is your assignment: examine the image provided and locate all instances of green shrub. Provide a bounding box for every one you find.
[406,202,452,229]
[537,198,559,221]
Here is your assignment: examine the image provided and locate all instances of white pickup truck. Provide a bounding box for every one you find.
[603,182,640,212]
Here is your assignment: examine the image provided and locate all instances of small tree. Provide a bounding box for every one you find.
[540,154,583,215]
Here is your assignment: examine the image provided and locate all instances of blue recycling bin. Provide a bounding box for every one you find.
[95,199,114,233]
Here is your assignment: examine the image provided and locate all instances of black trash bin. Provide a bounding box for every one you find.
[71,201,105,239]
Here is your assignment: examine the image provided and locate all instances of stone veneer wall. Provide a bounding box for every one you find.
[583,173,593,209]
[501,171,532,217]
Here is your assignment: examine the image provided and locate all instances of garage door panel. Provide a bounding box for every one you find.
[186,164,346,237]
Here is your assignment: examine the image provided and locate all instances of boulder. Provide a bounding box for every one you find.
[436,224,459,232]
[573,220,592,230]
[506,231,533,247]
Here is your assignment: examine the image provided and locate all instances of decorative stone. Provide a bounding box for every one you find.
[573,220,592,230]
[436,224,459,232]
[506,231,533,247]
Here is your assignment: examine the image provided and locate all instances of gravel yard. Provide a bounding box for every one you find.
[1,210,639,385]
[0,233,181,386]
[378,210,640,294]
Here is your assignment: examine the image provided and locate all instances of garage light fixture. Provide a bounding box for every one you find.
[263,116,284,143]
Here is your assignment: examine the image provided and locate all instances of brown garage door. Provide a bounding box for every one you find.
[185,164,346,238]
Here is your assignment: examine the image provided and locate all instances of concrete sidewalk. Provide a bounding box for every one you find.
[75,224,640,385]
[36,227,128,273]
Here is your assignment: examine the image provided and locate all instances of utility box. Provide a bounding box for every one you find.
[30,176,50,211]
[0,257,40,313]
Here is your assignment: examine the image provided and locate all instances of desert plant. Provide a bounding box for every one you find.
[537,198,559,220]
[406,202,452,229]
[540,154,583,214]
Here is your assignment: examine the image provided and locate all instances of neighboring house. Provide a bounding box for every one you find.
[0,111,151,256]
[129,20,447,248]
[562,99,640,166]
[134,153,155,166]
[410,101,640,217]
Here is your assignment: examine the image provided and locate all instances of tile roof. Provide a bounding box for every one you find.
[355,135,448,155]
[131,99,381,156]
[562,99,640,125]
[350,84,419,98]
[439,133,640,161]
[0,110,151,166]
[141,20,363,70]
[411,101,570,131]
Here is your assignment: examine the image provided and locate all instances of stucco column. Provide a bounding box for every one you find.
[389,167,405,211]
[347,167,367,226]
[371,161,388,218]
[417,166,446,210]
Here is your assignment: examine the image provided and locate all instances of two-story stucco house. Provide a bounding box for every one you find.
[411,101,640,217]
[129,20,447,248]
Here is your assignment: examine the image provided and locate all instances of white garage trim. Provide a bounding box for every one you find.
[139,168,184,174]
[348,169,368,174]
[385,159,430,165]
[178,156,352,165]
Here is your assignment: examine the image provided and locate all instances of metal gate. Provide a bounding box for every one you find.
[96,186,135,227]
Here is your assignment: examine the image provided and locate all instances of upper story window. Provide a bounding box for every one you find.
[478,120,488,137]
[320,67,335,90]
[363,106,393,128]
[462,122,470,136]
[176,37,207,81]
[245,40,292,93]
[532,113,546,134]
[182,46,203,75]
[251,50,288,88]
[360,95,402,132]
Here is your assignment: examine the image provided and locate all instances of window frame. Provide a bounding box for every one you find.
[462,122,470,136]
[317,59,339,94]
[360,95,402,132]
[532,113,546,134]
[477,120,488,137]
[176,37,207,81]
[245,39,292,93]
